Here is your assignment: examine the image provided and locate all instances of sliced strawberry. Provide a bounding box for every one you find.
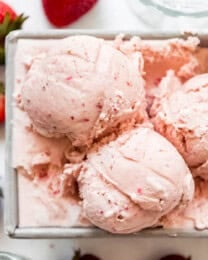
[42,0,98,27]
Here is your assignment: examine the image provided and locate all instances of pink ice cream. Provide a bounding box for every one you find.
[12,35,207,233]
[13,107,70,178]
[13,38,92,227]
[161,178,208,230]
[114,35,208,104]
[21,35,146,147]
[77,127,194,234]
[18,174,85,227]
[13,87,87,227]
[13,106,88,227]
[151,73,208,180]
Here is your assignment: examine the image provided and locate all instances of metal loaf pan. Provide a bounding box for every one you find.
[5,30,208,238]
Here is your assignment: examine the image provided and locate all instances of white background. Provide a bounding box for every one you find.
[0,0,208,259]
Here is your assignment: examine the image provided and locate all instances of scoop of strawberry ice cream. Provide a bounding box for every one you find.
[76,127,194,234]
[21,35,146,147]
[151,73,208,180]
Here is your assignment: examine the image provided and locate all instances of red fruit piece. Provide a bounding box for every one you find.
[42,0,98,27]
[154,77,162,85]
[137,188,142,194]
[0,95,5,122]
[0,82,5,123]
[160,254,191,260]
[0,1,16,23]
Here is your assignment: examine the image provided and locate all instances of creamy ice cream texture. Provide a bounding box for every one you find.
[151,73,208,180]
[13,95,88,227]
[161,178,208,230]
[114,35,208,104]
[12,35,208,232]
[21,35,146,147]
[77,127,194,233]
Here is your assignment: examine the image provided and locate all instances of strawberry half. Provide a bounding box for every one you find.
[0,1,28,64]
[42,0,98,27]
[0,82,5,123]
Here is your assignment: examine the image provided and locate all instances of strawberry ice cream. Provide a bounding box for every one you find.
[13,84,87,227]
[161,178,208,230]
[11,34,208,234]
[151,73,208,180]
[114,35,208,104]
[77,127,194,233]
[21,35,146,148]
[13,38,91,227]
[18,174,85,227]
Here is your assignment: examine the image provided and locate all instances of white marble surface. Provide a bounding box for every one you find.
[1,0,208,259]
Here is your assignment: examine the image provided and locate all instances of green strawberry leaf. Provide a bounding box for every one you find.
[0,13,28,38]
[0,13,28,64]
[0,46,5,65]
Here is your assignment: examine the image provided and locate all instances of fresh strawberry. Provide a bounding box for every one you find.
[0,1,16,22]
[0,1,28,64]
[160,254,191,260]
[0,82,5,122]
[72,250,101,260]
[42,0,98,27]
